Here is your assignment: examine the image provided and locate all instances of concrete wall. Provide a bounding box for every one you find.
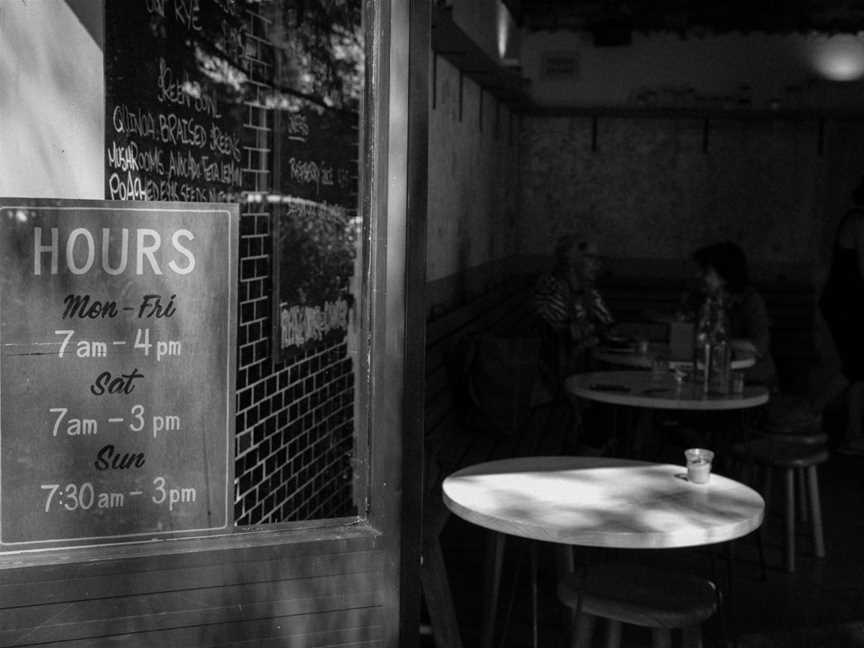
[521,30,864,111]
[519,115,830,283]
[519,113,864,287]
[427,1,522,311]
[515,28,864,287]
[0,0,104,199]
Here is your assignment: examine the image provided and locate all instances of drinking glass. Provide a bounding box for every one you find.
[684,448,714,484]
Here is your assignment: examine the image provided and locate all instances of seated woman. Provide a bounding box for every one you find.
[532,234,616,401]
[532,234,620,452]
[690,241,778,389]
[657,242,778,457]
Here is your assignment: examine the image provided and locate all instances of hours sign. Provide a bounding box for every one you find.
[0,199,237,549]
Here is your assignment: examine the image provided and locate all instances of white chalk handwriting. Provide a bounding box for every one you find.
[288,157,337,196]
[281,299,349,348]
[145,0,201,33]
[157,58,222,119]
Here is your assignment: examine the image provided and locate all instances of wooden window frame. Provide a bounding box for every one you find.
[0,0,427,596]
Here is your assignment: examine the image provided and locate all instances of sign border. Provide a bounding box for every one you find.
[0,199,237,550]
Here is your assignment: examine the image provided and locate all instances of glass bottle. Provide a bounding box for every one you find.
[693,297,713,393]
[709,294,731,393]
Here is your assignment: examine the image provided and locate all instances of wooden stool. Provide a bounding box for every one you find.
[558,564,719,648]
[732,437,828,572]
[761,394,828,446]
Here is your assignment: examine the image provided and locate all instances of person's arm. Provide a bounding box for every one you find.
[533,275,569,332]
[589,288,615,333]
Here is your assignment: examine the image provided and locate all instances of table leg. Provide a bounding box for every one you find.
[531,541,539,648]
[606,619,622,647]
[420,538,464,648]
[722,542,734,642]
[573,612,595,648]
[633,407,654,458]
[784,468,796,573]
[651,627,672,648]
[567,561,589,648]
[482,532,506,648]
[681,626,703,648]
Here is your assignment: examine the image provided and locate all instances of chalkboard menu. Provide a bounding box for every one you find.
[268,0,363,358]
[279,105,359,209]
[0,198,237,549]
[104,0,247,203]
[274,103,359,357]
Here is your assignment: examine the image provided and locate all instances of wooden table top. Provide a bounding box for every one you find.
[565,370,770,411]
[594,342,755,371]
[442,456,765,548]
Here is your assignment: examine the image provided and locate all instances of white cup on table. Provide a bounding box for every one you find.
[684,448,714,484]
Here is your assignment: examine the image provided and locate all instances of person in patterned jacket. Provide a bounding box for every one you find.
[532,234,615,403]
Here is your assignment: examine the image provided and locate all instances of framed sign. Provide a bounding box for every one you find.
[0,198,237,550]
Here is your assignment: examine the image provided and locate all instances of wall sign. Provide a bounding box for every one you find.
[267,0,363,360]
[274,102,359,358]
[104,0,246,204]
[0,199,237,549]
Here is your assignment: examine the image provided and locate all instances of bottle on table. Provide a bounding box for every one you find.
[708,294,731,394]
[693,294,731,394]
[694,298,713,393]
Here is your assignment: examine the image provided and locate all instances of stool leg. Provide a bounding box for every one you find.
[681,625,703,648]
[806,465,826,558]
[530,542,539,648]
[572,612,595,648]
[784,468,796,573]
[605,619,622,648]
[797,468,808,523]
[651,627,672,648]
[481,532,505,648]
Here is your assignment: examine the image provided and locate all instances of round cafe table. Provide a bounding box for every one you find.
[443,456,764,548]
[443,456,764,647]
[593,342,756,371]
[565,370,770,411]
[565,370,770,483]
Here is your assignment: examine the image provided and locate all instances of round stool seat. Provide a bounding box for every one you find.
[558,564,718,629]
[733,438,829,469]
[764,430,829,445]
[762,395,825,444]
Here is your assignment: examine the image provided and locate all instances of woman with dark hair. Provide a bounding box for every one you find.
[819,177,864,453]
[691,241,777,388]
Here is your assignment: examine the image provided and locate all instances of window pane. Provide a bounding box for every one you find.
[103,0,365,527]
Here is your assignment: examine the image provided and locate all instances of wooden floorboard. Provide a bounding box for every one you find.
[0,549,386,609]
[20,607,386,648]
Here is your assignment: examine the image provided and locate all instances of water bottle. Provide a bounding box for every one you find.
[709,295,731,393]
[693,297,713,393]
